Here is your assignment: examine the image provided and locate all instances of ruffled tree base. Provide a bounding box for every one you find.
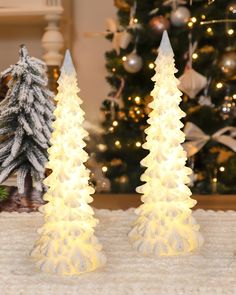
[128,211,204,256]
[31,240,107,275]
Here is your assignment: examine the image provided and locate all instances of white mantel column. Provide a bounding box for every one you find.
[42,13,64,66]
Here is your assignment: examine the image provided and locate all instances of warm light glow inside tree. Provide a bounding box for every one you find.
[31,50,106,275]
[128,31,204,256]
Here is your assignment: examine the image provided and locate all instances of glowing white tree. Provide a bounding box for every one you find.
[128,31,204,256]
[31,50,106,275]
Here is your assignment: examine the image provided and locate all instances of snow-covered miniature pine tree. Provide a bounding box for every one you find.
[128,31,204,256]
[0,45,54,194]
[31,50,106,275]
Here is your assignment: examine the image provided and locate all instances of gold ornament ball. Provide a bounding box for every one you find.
[218,51,236,79]
[149,15,170,35]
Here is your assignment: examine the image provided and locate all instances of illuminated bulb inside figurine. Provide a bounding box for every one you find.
[128,31,204,256]
[31,50,106,275]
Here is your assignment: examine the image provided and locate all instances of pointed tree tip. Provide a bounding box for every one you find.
[159,30,174,56]
[61,50,76,76]
[19,44,29,59]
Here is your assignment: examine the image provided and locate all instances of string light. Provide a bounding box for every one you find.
[200,3,236,26]
[112,120,118,126]
[97,144,107,152]
[188,21,193,28]
[128,96,132,101]
[134,96,141,104]
[112,68,116,72]
[212,177,217,183]
[136,141,141,147]
[109,126,114,132]
[192,53,198,59]
[102,166,108,172]
[119,175,128,184]
[115,140,121,147]
[201,19,236,25]
[148,62,155,69]
[206,27,213,35]
[219,166,225,172]
[233,94,236,99]
[133,18,138,23]
[191,17,197,23]
[216,82,223,89]
[122,56,127,61]
[228,29,234,35]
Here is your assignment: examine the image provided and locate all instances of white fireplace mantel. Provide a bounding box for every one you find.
[0,0,65,66]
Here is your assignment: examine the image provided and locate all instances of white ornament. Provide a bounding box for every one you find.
[128,31,204,256]
[120,31,133,50]
[178,68,208,98]
[183,122,236,157]
[85,18,133,55]
[106,18,124,55]
[31,50,107,275]
[170,6,191,27]
[123,51,143,73]
[198,95,214,107]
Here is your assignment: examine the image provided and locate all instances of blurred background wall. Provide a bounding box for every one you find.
[0,0,116,123]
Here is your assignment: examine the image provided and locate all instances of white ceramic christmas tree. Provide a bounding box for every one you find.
[128,31,204,256]
[31,50,106,275]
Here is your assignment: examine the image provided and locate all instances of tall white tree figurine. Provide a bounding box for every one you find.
[128,31,204,256]
[31,50,106,275]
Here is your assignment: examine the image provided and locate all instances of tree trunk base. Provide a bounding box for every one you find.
[0,186,44,213]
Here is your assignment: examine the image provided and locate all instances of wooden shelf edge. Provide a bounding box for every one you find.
[93,194,236,211]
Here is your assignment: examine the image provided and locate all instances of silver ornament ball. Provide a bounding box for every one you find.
[123,52,143,73]
[218,51,236,78]
[170,6,191,27]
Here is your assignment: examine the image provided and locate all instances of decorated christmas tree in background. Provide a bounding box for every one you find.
[96,0,236,194]
[129,31,203,255]
[31,51,106,275]
[0,45,54,196]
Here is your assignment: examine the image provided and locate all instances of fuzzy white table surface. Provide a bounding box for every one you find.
[0,208,236,295]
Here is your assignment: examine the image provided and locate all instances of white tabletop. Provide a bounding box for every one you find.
[0,208,236,295]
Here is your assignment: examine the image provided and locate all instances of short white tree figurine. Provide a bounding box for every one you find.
[31,50,106,275]
[128,31,204,256]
